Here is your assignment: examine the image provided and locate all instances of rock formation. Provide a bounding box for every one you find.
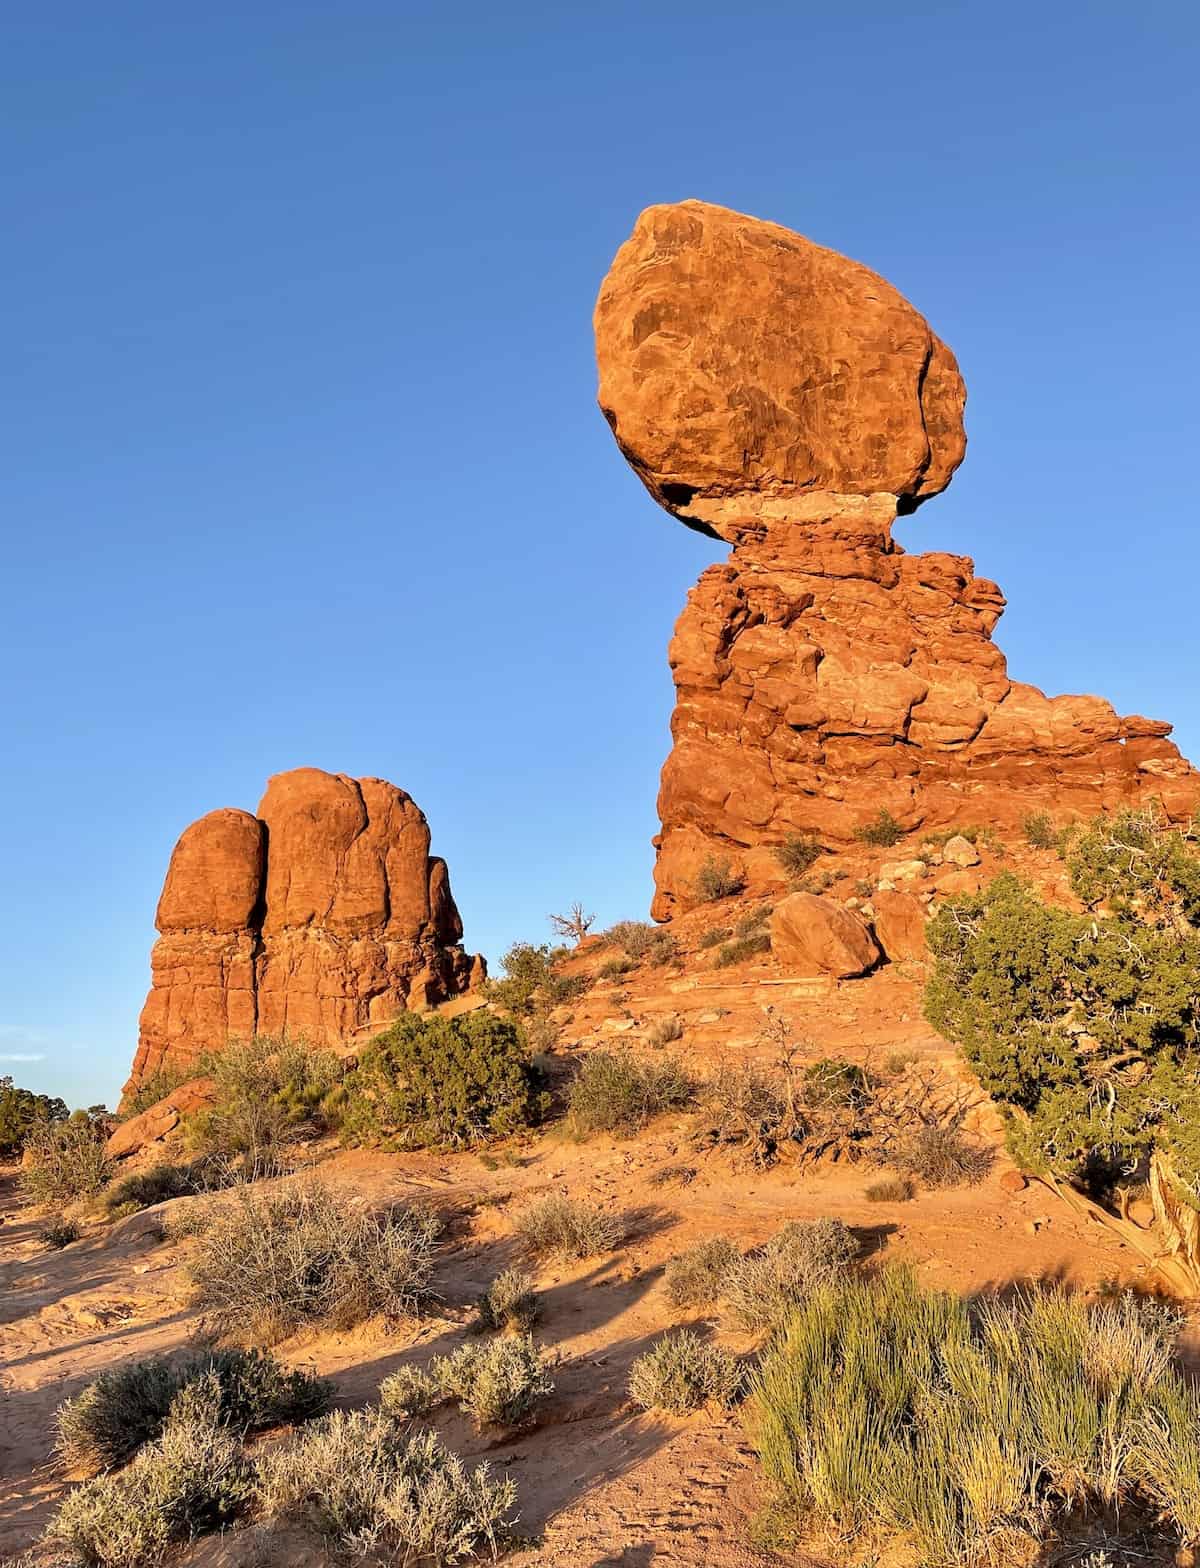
[595,199,1199,917]
[125,768,483,1099]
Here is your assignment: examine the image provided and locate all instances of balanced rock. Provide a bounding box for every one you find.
[769,893,880,978]
[124,768,483,1103]
[594,200,1200,917]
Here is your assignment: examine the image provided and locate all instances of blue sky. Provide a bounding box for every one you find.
[3,1,1198,1108]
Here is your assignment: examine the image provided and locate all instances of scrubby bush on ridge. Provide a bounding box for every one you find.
[853,808,905,847]
[484,941,588,1017]
[21,1115,111,1205]
[431,1333,554,1428]
[184,1036,345,1171]
[663,1237,740,1309]
[567,1047,694,1137]
[725,1219,858,1333]
[185,1180,441,1344]
[339,1009,548,1151]
[514,1193,622,1259]
[474,1267,539,1332]
[773,832,822,879]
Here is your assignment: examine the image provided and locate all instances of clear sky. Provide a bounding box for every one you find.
[3,1,1198,1109]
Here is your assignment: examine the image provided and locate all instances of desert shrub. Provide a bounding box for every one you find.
[340,1010,548,1151]
[48,1381,254,1567]
[890,1124,992,1188]
[605,920,678,966]
[474,1267,539,1333]
[925,819,1200,1212]
[514,1194,622,1259]
[864,1177,915,1203]
[55,1348,330,1475]
[432,1333,553,1429]
[713,932,772,967]
[119,1063,196,1121]
[101,1160,227,1218]
[646,1013,684,1048]
[21,1115,111,1205]
[663,1237,740,1309]
[0,1075,67,1158]
[725,1219,858,1333]
[185,1180,441,1343]
[692,856,745,902]
[697,924,732,949]
[800,1058,867,1108]
[379,1364,441,1419]
[41,1217,81,1248]
[749,1270,1200,1566]
[598,955,636,980]
[628,1331,743,1413]
[694,1064,788,1165]
[485,941,588,1017]
[853,808,905,848]
[255,1409,516,1559]
[1022,811,1056,850]
[734,904,774,936]
[185,1037,345,1172]
[567,1048,694,1137]
[774,832,822,879]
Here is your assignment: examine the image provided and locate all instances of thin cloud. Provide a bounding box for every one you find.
[0,1051,46,1062]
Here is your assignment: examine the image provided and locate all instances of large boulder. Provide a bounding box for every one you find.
[871,891,928,964]
[123,769,483,1104]
[595,199,965,539]
[769,893,880,979]
[105,1078,213,1160]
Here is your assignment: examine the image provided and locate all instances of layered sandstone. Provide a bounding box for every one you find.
[125,768,482,1098]
[595,200,1199,917]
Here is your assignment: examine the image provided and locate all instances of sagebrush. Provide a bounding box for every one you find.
[628,1331,743,1413]
[514,1194,622,1259]
[567,1048,693,1137]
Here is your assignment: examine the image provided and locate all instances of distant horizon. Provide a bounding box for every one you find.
[4,1,1198,1108]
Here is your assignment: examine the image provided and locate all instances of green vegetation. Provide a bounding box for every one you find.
[890,1124,992,1188]
[925,811,1200,1207]
[255,1410,516,1560]
[597,954,635,980]
[697,924,732,949]
[40,1217,81,1248]
[566,1047,694,1137]
[55,1349,330,1476]
[1022,810,1056,849]
[604,919,678,966]
[713,932,771,967]
[186,1037,346,1172]
[628,1332,743,1414]
[21,1115,111,1205]
[484,941,588,1017]
[853,808,905,847]
[663,1237,740,1309]
[691,855,745,902]
[431,1333,554,1429]
[185,1180,441,1344]
[773,832,822,880]
[513,1194,623,1259]
[339,1010,548,1150]
[118,1063,196,1120]
[750,1270,1200,1565]
[49,1381,255,1568]
[0,1075,67,1158]
[473,1267,539,1333]
[378,1363,440,1419]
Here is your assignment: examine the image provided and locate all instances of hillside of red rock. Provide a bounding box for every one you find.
[125,767,483,1100]
[594,200,1198,917]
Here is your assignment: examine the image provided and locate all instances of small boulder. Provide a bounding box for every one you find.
[105,1078,212,1160]
[878,858,927,884]
[872,890,928,963]
[998,1169,1027,1196]
[942,834,981,868]
[769,893,880,979]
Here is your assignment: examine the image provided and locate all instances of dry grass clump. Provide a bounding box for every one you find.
[256,1409,516,1559]
[629,1332,743,1414]
[713,932,772,968]
[185,1180,441,1344]
[663,1237,740,1310]
[514,1194,623,1259]
[864,1176,915,1203]
[567,1048,694,1137]
[774,832,823,880]
[604,920,678,966]
[432,1334,554,1429]
[692,856,745,902]
[725,1219,858,1333]
[378,1364,441,1420]
[55,1348,331,1476]
[697,924,732,949]
[890,1124,993,1188]
[853,808,905,847]
[21,1117,112,1205]
[646,1013,685,1048]
[474,1267,539,1333]
[41,1217,80,1248]
[186,1036,346,1170]
[750,1270,1200,1566]
[48,1381,255,1568]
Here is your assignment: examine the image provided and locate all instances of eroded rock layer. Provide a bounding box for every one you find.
[594,200,1199,917]
[126,768,482,1097]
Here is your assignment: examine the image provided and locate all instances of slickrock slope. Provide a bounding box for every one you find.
[595,200,1199,917]
[125,767,482,1098]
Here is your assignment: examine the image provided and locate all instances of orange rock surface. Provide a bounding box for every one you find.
[594,200,1199,917]
[124,767,482,1100]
